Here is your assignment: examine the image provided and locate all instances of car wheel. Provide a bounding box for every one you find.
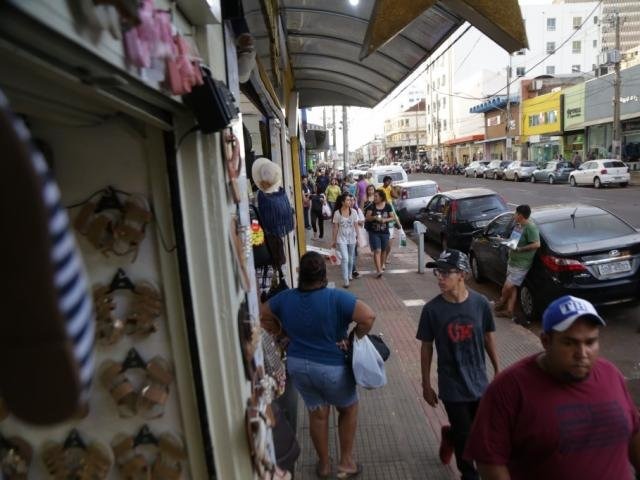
[465,172,469,177]
[514,173,519,182]
[548,175,554,185]
[470,254,484,282]
[474,171,479,178]
[594,177,601,188]
[569,176,577,187]
[494,172,499,180]
[519,282,540,321]
[530,175,535,183]
[620,182,628,187]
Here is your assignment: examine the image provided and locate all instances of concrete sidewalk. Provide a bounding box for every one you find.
[293,228,543,479]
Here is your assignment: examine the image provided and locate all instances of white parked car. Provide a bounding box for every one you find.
[569,159,630,188]
[394,180,439,223]
[502,160,537,181]
[464,160,491,178]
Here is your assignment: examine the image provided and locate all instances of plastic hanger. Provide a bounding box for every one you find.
[63,429,86,450]
[133,424,158,446]
[108,268,136,293]
[95,186,124,213]
[122,348,147,371]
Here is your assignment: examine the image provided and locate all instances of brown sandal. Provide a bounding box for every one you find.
[1,436,32,480]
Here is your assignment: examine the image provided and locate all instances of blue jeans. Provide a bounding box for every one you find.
[337,243,356,285]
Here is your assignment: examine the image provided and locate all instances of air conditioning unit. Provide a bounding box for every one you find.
[598,50,621,66]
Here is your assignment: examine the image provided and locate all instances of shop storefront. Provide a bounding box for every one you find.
[469,98,521,162]
[443,134,484,165]
[0,1,300,478]
[521,91,563,164]
[584,64,640,164]
[562,83,585,162]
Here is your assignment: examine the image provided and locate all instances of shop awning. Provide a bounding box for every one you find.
[469,95,519,114]
[243,0,527,108]
[444,134,485,146]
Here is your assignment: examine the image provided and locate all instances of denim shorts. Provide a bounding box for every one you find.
[368,232,389,251]
[286,356,358,411]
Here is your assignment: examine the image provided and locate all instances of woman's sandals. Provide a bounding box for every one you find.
[0,436,32,480]
[41,437,111,480]
[112,430,187,480]
[100,354,173,419]
[93,281,163,346]
[74,190,152,259]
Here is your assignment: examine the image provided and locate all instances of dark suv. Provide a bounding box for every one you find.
[416,188,509,251]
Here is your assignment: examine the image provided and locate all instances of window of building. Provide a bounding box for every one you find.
[443,119,447,130]
[546,65,555,75]
[572,40,581,54]
[546,42,555,54]
[593,39,597,48]
[572,65,581,73]
[516,66,525,76]
[442,74,446,85]
[592,63,597,71]
[593,15,598,24]
[442,97,446,107]
[573,16,582,29]
[547,18,556,31]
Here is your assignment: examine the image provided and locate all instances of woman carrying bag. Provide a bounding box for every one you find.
[331,193,359,289]
[260,252,375,479]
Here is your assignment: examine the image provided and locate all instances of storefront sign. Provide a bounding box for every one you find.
[567,107,582,118]
[487,115,501,127]
[620,95,639,104]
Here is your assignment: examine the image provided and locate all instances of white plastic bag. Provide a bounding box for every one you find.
[352,335,387,389]
[357,227,368,249]
[322,203,331,219]
[388,226,395,240]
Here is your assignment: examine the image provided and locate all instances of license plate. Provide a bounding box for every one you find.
[614,176,622,180]
[598,260,631,275]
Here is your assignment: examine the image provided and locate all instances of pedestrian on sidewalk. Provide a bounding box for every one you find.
[325,177,341,212]
[310,193,326,239]
[417,249,499,480]
[348,193,365,279]
[364,189,397,278]
[494,204,540,321]
[465,295,640,480]
[260,251,376,479]
[331,193,360,289]
[355,174,368,209]
[302,175,313,230]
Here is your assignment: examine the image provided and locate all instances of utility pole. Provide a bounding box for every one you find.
[332,106,337,170]
[505,53,513,162]
[322,106,328,163]
[611,11,622,161]
[436,95,441,164]
[342,105,349,176]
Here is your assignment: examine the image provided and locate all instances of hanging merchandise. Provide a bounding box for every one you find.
[0,89,95,425]
[253,158,294,240]
[0,434,32,479]
[111,425,187,479]
[182,65,240,134]
[99,349,174,419]
[236,33,257,83]
[223,128,242,203]
[93,269,163,345]
[164,34,204,95]
[73,186,153,260]
[230,215,251,291]
[237,298,260,381]
[249,205,272,268]
[41,429,112,480]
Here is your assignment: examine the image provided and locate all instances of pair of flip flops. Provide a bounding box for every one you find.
[316,462,363,479]
[0,89,94,425]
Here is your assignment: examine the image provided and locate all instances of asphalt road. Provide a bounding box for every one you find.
[409,171,640,228]
[407,171,640,404]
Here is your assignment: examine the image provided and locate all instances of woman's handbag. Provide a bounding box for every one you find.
[261,328,287,397]
[261,267,289,303]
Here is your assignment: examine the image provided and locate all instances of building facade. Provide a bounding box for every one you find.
[384,100,427,160]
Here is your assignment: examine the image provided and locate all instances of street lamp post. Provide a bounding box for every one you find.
[506,54,513,162]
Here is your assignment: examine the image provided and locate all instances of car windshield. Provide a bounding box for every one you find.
[455,195,507,221]
[539,214,636,246]
[603,161,626,168]
[376,172,403,183]
[408,184,438,197]
[545,162,557,169]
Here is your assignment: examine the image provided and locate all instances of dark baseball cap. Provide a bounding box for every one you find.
[426,249,470,272]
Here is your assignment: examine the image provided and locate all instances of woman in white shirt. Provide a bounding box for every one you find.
[331,193,360,288]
